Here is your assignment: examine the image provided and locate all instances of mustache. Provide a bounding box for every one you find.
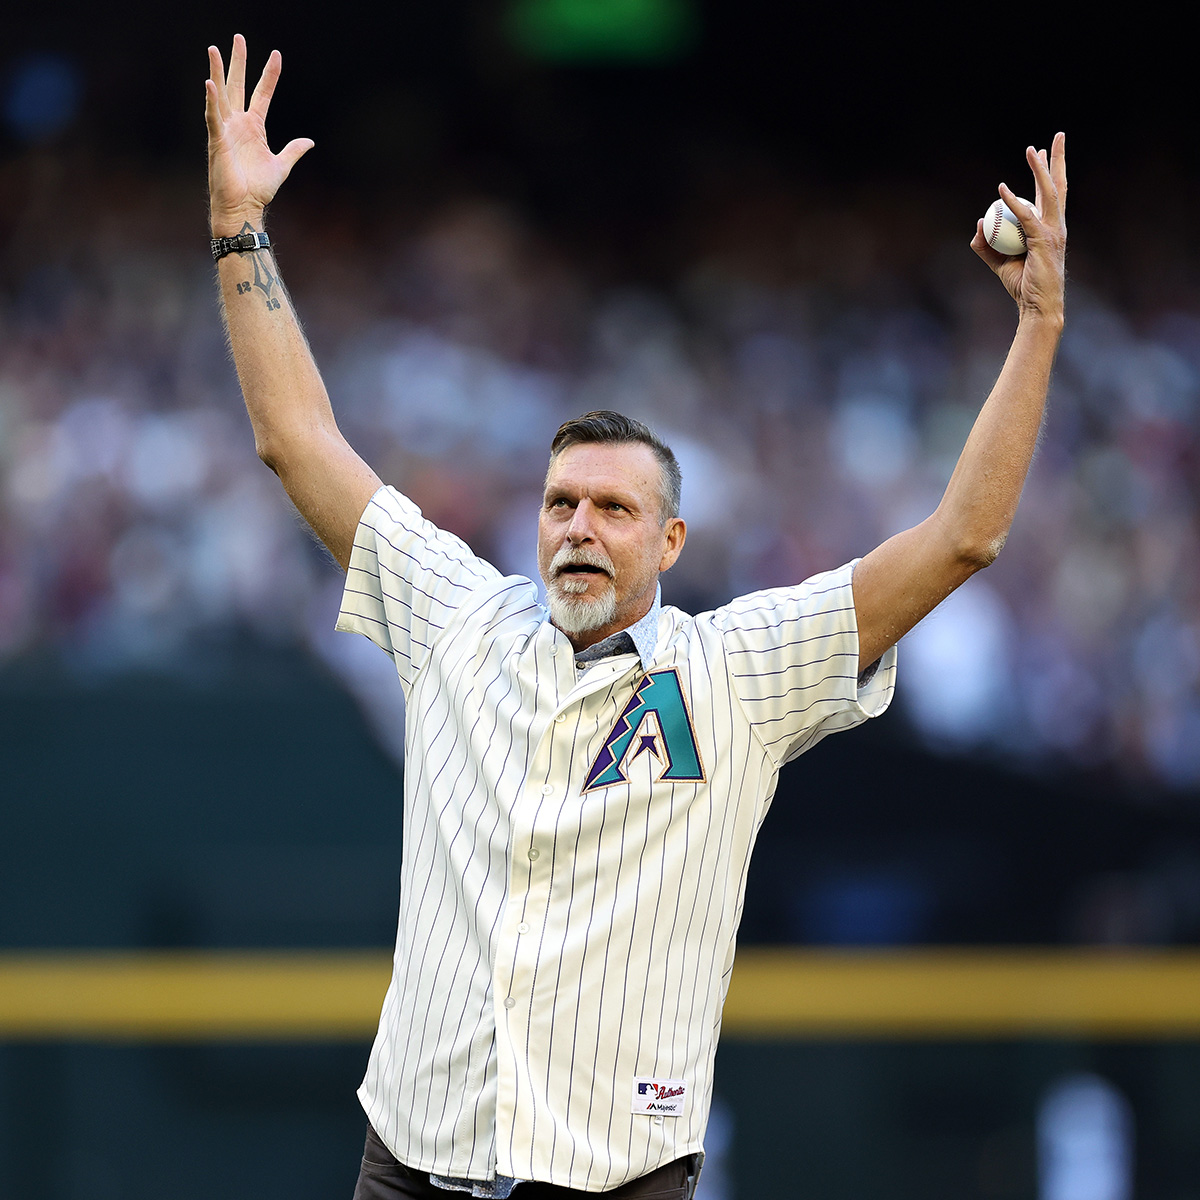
[550,545,615,578]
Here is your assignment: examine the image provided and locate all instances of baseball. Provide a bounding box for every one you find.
[982,197,1032,256]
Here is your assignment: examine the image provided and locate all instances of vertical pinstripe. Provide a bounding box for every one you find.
[337,485,897,1192]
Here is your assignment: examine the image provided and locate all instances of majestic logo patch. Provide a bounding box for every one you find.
[584,670,704,792]
[631,1076,687,1117]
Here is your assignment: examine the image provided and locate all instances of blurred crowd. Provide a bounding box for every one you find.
[1,152,1198,794]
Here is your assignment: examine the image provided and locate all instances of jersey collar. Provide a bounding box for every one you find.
[569,585,661,671]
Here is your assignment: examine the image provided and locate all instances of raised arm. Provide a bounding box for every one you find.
[205,35,381,569]
[851,133,1068,672]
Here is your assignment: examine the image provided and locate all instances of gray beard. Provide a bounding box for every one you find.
[545,545,619,635]
[547,584,618,635]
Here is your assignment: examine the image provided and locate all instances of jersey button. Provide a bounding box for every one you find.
[555,713,566,724]
[527,847,540,860]
[504,997,516,1009]
[517,922,530,934]
[541,784,554,796]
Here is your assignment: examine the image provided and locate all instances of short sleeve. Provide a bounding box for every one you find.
[713,560,897,766]
[336,485,503,689]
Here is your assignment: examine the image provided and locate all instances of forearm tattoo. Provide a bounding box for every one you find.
[232,221,281,311]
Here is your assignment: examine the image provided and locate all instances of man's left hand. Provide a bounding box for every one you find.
[972,132,1067,324]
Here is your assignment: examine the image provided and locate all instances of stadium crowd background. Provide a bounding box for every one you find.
[2,147,1198,789]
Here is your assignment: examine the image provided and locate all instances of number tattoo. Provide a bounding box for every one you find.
[235,221,280,311]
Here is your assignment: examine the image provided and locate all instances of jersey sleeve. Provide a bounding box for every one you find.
[713,560,897,766]
[335,485,503,689]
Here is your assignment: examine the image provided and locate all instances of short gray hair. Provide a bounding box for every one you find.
[548,410,681,524]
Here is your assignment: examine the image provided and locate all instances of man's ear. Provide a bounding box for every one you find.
[659,518,686,572]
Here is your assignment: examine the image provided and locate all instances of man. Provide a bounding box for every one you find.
[205,36,1066,1199]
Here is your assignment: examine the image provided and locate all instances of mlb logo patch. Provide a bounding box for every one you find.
[631,1076,687,1117]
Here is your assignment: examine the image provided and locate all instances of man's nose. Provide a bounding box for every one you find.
[566,500,597,543]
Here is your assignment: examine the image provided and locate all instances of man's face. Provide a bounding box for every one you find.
[538,441,685,648]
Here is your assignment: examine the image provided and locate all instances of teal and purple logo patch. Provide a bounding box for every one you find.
[583,669,704,792]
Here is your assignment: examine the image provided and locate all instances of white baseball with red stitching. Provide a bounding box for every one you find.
[982,197,1032,256]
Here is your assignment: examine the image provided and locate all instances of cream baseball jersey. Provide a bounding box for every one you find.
[337,486,897,1193]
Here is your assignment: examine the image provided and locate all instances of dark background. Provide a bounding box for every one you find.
[4,2,1195,270]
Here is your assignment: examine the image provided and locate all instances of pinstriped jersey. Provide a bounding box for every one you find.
[336,485,897,1192]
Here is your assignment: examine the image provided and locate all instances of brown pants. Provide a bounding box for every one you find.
[352,1125,693,1199]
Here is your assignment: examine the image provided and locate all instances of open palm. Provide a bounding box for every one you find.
[205,35,313,233]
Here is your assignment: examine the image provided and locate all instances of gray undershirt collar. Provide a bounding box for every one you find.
[571,586,660,671]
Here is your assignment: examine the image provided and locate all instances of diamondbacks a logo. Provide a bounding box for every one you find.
[583,669,704,792]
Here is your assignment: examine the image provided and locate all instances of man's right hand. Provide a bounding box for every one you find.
[205,35,314,237]
[205,34,381,571]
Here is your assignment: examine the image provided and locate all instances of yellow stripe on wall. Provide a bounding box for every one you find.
[721,948,1200,1037]
[0,952,392,1040]
[1,949,1199,1041]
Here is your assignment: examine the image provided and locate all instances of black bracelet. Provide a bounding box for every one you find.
[211,231,271,261]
